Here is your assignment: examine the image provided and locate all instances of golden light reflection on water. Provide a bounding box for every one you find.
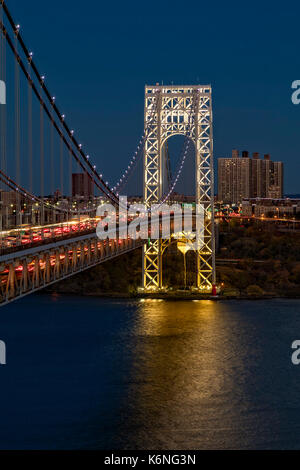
[123,300,256,449]
[134,300,235,401]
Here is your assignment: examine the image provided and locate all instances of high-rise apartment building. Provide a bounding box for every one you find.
[270,161,284,199]
[251,152,262,198]
[218,150,284,203]
[218,150,252,203]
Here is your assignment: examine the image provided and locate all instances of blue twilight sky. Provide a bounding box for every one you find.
[6,0,300,193]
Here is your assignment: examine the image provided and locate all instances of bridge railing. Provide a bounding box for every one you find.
[0,229,143,306]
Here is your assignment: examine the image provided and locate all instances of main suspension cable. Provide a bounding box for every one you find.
[0,0,119,203]
[0,18,119,206]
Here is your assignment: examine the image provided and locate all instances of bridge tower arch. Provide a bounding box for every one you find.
[142,84,215,291]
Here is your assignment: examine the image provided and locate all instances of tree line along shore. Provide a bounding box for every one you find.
[46,220,300,299]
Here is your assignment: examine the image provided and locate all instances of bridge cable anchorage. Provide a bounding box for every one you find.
[0,1,119,205]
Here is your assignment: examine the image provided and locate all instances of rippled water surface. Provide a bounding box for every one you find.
[0,294,300,449]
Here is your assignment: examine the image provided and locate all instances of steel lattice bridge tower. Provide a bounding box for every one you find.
[143,84,216,291]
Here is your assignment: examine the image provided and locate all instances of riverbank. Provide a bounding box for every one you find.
[46,221,300,300]
[45,288,300,301]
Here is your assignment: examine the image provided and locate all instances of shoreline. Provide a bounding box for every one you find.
[44,289,300,301]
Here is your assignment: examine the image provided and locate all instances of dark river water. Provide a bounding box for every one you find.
[0,294,300,449]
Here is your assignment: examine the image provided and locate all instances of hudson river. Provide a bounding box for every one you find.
[0,294,300,449]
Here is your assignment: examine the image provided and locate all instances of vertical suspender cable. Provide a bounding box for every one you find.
[0,5,6,186]
[76,143,81,218]
[69,147,72,222]
[50,105,54,196]
[50,105,54,224]
[40,83,44,224]
[27,59,32,193]
[60,125,63,197]
[14,30,20,226]
[0,4,5,239]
